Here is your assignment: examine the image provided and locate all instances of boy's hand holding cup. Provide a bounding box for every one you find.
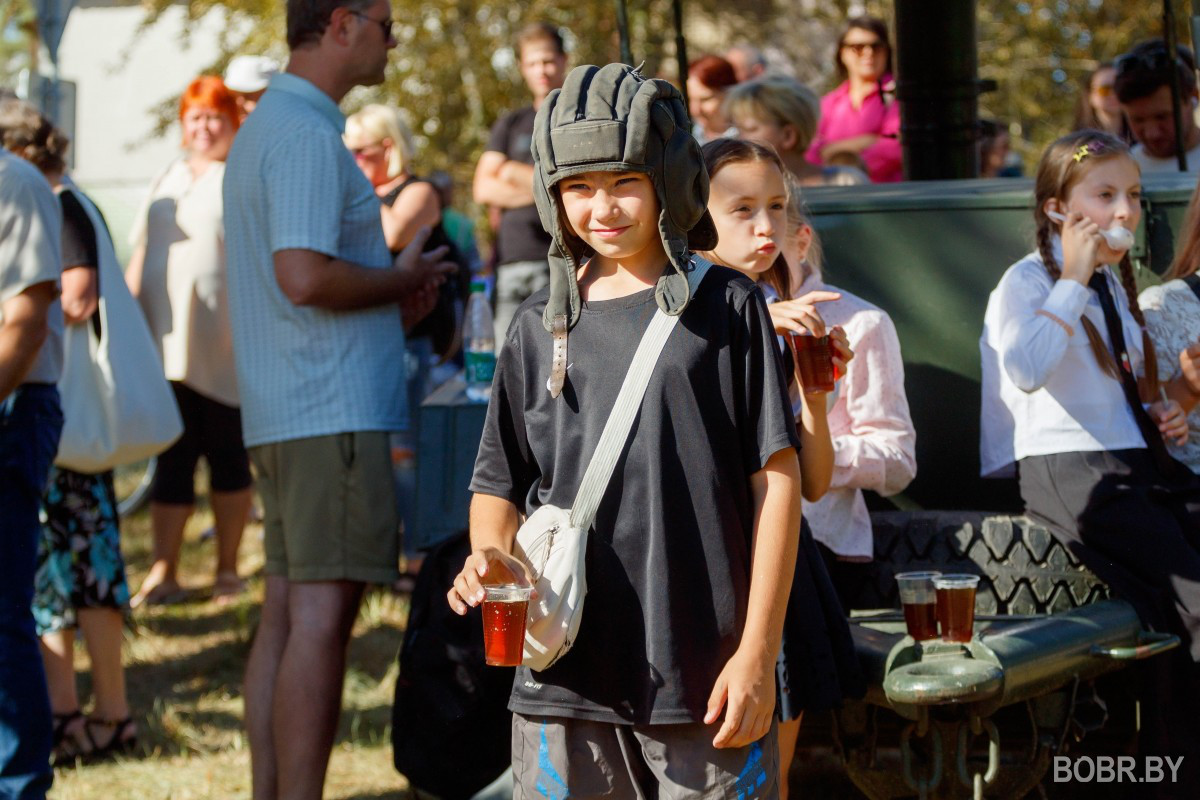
[447,547,535,615]
[448,548,538,667]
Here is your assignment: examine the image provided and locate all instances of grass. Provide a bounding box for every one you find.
[49,477,415,800]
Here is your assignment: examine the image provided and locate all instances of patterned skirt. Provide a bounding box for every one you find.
[33,467,131,636]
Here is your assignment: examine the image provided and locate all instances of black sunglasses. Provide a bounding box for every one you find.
[349,10,393,39]
[842,41,885,56]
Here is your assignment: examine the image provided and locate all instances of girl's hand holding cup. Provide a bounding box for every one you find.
[791,324,853,396]
[1152,397,1189,446]
[829,325,854,379]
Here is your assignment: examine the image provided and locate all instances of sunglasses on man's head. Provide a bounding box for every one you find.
[1114,45,1191,78]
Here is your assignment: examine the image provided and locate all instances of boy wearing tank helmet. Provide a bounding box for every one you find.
[448,63,801,797]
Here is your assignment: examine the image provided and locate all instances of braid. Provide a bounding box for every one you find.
[1118,254,1160,400]
[1036,221,1121,379]
[1035,223,1061,280]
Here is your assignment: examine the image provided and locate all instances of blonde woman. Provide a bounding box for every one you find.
[345,105,466,580]
[725,76,867,186]
[345,105,440,250]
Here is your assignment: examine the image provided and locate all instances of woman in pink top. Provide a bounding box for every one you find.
[806,16,903,183]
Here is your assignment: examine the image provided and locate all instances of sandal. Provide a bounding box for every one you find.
[83,717,138,762]
[130,579,188,609]
[51,710,90,766]
[212,572,246,605]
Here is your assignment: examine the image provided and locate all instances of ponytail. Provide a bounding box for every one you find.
[1116,253,1160,401]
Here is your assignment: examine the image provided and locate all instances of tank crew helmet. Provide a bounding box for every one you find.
[531,62,718,396]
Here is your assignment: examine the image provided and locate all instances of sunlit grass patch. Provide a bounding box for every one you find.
[50,491,413,799]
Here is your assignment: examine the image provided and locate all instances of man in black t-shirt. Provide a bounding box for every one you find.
[472,22,567,343]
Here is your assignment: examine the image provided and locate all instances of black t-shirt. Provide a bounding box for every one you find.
[60,189,98,271]
[484,106,551,265]
[59,187,103,336]
[469,263,802,724]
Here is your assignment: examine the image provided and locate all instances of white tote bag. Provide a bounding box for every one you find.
[513,258,711,672]
[54,184,182,473]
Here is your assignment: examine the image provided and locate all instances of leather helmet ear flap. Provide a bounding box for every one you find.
[662,126,707,233]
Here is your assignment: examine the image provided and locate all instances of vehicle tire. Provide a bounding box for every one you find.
[839,511,1109,615]
[114,457,156,517]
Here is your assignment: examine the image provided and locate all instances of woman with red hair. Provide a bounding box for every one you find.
[127,75,252,607]
[687,54,739,143]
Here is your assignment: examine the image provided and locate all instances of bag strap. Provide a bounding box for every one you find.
[1184,273,1200,305]
[569,257,713,531]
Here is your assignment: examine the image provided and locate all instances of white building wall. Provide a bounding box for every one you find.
[57,1,231,257]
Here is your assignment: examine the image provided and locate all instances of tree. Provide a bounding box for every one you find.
[102,0,1200,185]
[977,0,1189,170]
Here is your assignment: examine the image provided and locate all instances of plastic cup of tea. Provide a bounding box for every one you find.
[789,331,837,394]
[933,574,981,643]
[482,584,533,667]
[895,571,942,641]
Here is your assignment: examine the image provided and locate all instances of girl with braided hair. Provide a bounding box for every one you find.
[981,129,1200,781]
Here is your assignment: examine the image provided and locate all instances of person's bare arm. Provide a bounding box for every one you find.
[1164,342,1200,414]
[124,243,146,298]
[273,227,454,311]
[447,492,532,614]
[380,182,442,252]
[0,281,58,400]
[797,389,834,501]
[706,447,802,749]
[820,134,879,160]
[60,266,98,325]
[473,151,536,209]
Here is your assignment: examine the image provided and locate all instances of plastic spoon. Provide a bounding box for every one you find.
[1046,210,1135,251]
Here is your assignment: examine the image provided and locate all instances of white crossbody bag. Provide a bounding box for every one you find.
[514,257,711,672]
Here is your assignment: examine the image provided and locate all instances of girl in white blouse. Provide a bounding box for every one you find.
[981,130,1200,774]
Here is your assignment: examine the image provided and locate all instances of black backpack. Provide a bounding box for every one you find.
[393,532,514,799]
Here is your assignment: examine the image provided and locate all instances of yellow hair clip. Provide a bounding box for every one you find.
[1073,144,1092,163]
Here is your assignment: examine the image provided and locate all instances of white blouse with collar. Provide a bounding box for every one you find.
[980,245,1147,478]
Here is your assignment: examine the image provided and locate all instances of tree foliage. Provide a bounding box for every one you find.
[64,0,1200,182]
[977,0,1190,169]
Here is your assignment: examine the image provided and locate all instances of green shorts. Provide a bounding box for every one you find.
[250,431,399,583]
[511,712,779,799]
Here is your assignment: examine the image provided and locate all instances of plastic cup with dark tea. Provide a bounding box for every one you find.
[790,331,836,394]
[482,584,532,666]
[895,571,941,641]
[933,574,980,643]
